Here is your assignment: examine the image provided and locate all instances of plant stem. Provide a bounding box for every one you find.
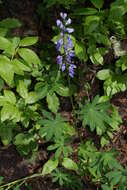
[67,74,76,128]
[0,173,42,189]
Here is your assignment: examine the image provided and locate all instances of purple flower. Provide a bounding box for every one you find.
[69,64,76,78]
[67,35,74,49]
[66,18,72,25]
[61,63,66,71]
[56,38,63,51]
[60,12,67,20]
[66,28,74,33]
[69,50,75,57]
[57,55,63,65]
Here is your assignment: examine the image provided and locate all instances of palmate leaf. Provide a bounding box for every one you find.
[79,96,112,135]
[39,113,71,141]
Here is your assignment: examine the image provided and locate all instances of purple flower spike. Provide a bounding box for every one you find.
[60,12,67,20]
[55,12,76,78]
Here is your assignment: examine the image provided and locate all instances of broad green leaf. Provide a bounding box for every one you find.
[90,51,103,65]
[1,103,21,122]
[0,176,3,185]
[0,18,21,28]
[18,48,40,66]
[42,159,58,175]
[0,125,13,146]
[75,42,88,61]
[90,0,104,9]
[25,91,39,104]
[96,69,111,80]
[74,8,98,15]
[47,92,59,113]
[54,83,70,97]
[12,59,31,75]
[17,80,28,99]
[0,57,14,86]
[0,36,11,50]
[4,90,16,104]
[0,27,8,36]
[62,158,78,172]
[0,78,4,91]
[19,36,38,47]
[35,82,49,99]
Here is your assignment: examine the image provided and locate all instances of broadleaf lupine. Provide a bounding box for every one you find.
[55,12,76,78]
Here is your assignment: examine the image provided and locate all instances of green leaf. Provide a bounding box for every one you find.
[1,103,21,122]
[0,124,13,146]
[75,42,88,61]
[96,69,111,80]
[18,48,40,66]
[62,158,78,172]
[47,92,59,113]
[74,8,98,15]
[0,78,4,91]
[54,83,70,97]
[0,18,21,28]
[79,96,112,135]
[90,50,104,65]
[0,36,11,50]
[17,80,28,99]
[0,28,8,37]
[90,0,104,9]
[4,90,16,104]
[42,159,58,175]
[0,176,3,185]
[19,36,38,47]
[12,59,31,75]
[35,82,49,99]
[25,91,39,104]
[0,57,14,86]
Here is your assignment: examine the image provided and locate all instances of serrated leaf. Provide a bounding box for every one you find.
[79,96,112,135]
[47,92,59,113]
[42,159,58,175]
[18,48,40,66]
[62,158,78,172]
[19,36,38,47]
[17,80,28,99]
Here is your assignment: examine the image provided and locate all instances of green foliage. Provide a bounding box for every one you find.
[79,96,121,136]
[0,0,126,189]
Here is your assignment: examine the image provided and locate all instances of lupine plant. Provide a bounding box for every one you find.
[55,12,76,78]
